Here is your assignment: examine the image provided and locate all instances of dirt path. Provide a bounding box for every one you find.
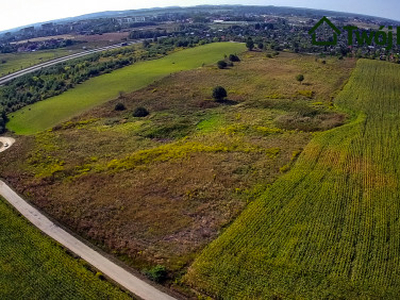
[0,137,177,300]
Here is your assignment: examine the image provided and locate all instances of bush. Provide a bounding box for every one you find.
[296,74,304,84]
[95,272,105,280]
[229,54,240,62]
[217,60,228,69]
[212,86,227,102]
[133,107,149,117]
[114,103,126,111]
[144,265,167,283]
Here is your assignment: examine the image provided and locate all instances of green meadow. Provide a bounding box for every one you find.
[7,42,245,135]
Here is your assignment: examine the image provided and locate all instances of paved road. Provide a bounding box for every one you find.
[0,137,15,152]
[0,41,142,86]
[0,137,176,300]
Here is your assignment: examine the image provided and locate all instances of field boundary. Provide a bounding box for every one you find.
[0,41,142,86]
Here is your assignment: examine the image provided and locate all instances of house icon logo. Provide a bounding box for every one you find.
[309,16,341,46]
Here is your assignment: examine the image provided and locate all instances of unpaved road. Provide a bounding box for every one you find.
[0,137,176,300]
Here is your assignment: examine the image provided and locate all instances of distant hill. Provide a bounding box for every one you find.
[1,4,399,35]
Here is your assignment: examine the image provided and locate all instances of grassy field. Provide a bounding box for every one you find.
[0,33,130,77]
[185,59,400,298]
[0,51,354,295]
[0,197,131,299]
[0,49,81,76]
[7,42,246,135]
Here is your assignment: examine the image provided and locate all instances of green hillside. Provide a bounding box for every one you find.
[7,42,245,135]
[186,59,400,298]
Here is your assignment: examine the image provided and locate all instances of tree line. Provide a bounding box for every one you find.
[0,36,213,133]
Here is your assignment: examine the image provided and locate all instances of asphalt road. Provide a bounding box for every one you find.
[0,137,177,300]
[0,136,15,152]
[0,41,141,86]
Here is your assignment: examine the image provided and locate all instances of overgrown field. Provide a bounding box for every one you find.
[0,51,354,294]
[7,42,246,135]
[186,59,400,298]
[0,197,131,299]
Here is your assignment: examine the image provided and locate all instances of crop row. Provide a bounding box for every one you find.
[186,59,400,298]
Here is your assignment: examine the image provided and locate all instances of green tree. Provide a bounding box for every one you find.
[246,38,254,51]
[0,107,7,134]
[212,86,227,102]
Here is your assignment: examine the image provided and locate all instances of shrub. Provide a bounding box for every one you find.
[217,60,228,69]
[114,103,126,111]
[212,86,227,102]
[229,54,240,62]
[144,265,167,283]
[296,74,304,84]
[95,272,105,280]
[133,107,149,117]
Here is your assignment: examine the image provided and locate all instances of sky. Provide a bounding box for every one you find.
[2,0,400,32]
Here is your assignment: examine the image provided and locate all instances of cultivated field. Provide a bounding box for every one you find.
[0,197,131,299]
[0,51,354,294]
[7,42,246,135]
[11,32,129,45]
[0,49,80,76]
[186,59,400,298]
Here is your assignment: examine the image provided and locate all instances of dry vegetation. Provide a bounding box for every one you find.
[0,51,354,293]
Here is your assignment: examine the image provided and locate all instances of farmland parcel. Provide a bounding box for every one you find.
[187,59,400,298]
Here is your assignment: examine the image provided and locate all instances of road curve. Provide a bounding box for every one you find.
[0,138,176,300]
[0,137,15,152]
[0,41,142,86]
